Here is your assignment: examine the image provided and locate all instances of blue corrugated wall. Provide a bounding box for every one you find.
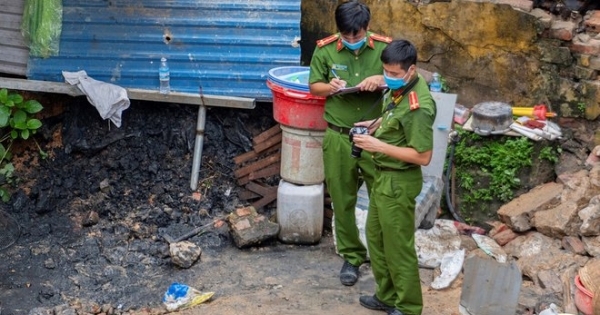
[26,0,301,100]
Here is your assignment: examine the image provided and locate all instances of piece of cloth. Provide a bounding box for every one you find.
[309,32,388,266]
[62,70,130,127]
[366,77,435,315]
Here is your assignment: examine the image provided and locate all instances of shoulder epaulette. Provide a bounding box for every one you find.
[370,33,392,43]
[316,34,340,48]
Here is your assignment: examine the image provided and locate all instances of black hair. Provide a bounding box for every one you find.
[335,1,370,35]
[380,39,417,71]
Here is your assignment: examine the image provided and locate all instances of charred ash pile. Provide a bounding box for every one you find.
[0,96,277,314]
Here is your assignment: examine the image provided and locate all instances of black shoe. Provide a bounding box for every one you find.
[339,261,359,286]
[387,309,405,315]
[359,295,394,312]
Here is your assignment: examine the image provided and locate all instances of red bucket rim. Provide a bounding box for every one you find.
[267,80,326,100]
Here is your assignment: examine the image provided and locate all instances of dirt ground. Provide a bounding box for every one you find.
[0,94,461,315]
[172,234,463,315]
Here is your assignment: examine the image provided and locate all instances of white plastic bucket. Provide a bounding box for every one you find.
[280,125,324,185]
[277,179,324,244]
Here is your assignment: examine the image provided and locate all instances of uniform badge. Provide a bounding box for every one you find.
[408,91,420,110]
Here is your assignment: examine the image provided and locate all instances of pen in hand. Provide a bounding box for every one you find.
[331,69,341,80]
[330,69,347,89]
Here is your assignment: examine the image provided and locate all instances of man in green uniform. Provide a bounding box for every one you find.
[308,0,390,286]
[352,39,436,315]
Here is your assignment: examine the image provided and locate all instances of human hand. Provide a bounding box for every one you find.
[351,134,382,153]
[354,118,380,134]
[356,75,384,92]
[329,78,347,94]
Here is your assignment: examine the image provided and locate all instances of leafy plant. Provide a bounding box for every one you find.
[577,102,586,115]
[453,128,533,204]
[539,146,561,164]
[0,88,45,201]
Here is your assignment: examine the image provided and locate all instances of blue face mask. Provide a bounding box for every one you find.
[384,70,411,90]
[342,37,366,50]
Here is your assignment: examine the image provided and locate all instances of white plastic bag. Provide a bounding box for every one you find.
[162,282,214,311]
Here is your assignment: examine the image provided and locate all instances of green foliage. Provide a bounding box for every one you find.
[439,74,450,93]
[539,145,561,164]
[453,127,533,204]
[0,88,45,201]
[577,102,586,115]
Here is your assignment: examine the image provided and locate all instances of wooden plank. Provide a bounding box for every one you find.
[233,150,258,166]
[237,175,250,186]
[0,78,256,109]
[251,190,278,209]
[253,133,282,154]
[236,144,282,166]
[234,151,280,178]
[238,189,261,201]
[252,124,281,146]
[245,181,277,197]
[249,162,280,180]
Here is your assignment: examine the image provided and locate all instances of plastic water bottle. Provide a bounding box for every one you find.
[430,72,442,92]
[159,57,170,94]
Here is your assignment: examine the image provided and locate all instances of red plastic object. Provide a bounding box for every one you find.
[574,274,594,315]
[267,80,327,131]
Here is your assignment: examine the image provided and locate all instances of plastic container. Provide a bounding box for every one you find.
[280,125,324,185]
[159,57,170,94]
[430,72,442,92]
[276,179,324,244]
[454,104,470,125]
[267,66,327,130]
[268,66,311,92]
[574,275,594,315]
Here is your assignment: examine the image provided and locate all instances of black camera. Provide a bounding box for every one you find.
[349,126,369,158]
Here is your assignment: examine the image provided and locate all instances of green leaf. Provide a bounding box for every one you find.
[0,105,10,127]
[11,110,27,129]
[9,93,23,105]
[10,130,18,139]
[23,100,43,114]
[20,129,30,140]
[0,144,5,160]
[0,188,10,202]
[26,119,42,130]
[0,89,7,104]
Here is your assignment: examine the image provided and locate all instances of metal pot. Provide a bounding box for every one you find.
[470,101,513,136]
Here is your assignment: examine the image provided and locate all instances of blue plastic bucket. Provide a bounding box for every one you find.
[267,66,310,92]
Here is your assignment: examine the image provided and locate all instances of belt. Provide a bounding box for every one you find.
[375,165,402,172]
[375,165,419,172]
[327,123,352,135]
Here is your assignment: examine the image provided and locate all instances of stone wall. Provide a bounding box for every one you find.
[301,0,600,127]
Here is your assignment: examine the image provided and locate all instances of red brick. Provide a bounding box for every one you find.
[489,223,510,238]
[492,229,519,246]
[583,10,600,33]
[235,206,253,217]
[570,39,600,55]
[550,20,576,41]
[561,236,587,255]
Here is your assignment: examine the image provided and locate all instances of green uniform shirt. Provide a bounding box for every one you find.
[372,75,436,170]
[309,32,389,128]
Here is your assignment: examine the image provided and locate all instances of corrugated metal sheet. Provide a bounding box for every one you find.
[0,0,29,76]
[26,0,301,99]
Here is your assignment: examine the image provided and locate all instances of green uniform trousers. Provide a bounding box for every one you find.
[323,127,375,266]
[366,167,423,315]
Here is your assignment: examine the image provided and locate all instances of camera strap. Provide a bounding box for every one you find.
[361,77,420,130]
